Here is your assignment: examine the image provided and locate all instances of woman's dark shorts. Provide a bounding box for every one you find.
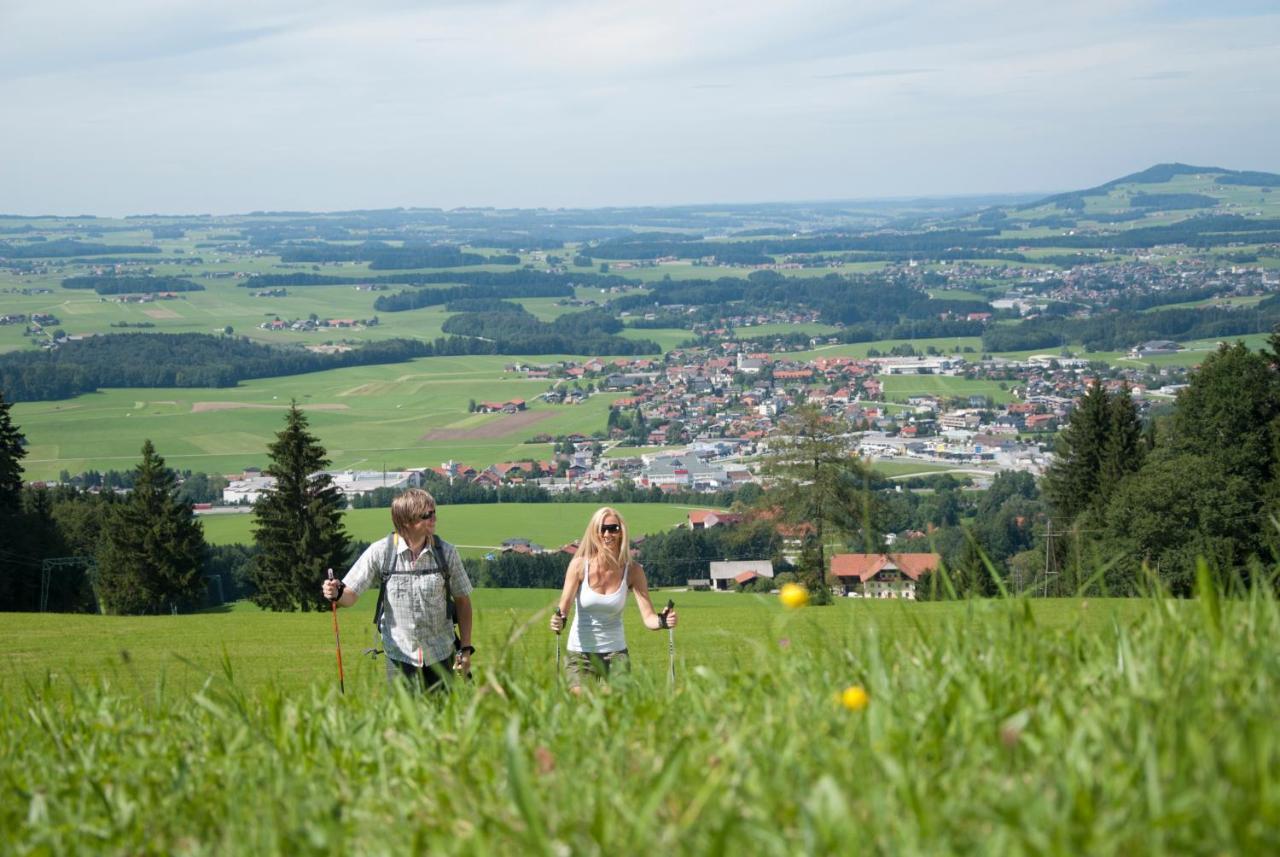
[565,649,630,689]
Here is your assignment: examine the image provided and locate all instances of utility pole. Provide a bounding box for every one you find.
[1041,518,1060,598]
[40,557,99,613]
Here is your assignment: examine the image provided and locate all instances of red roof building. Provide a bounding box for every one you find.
[829,553,940,600]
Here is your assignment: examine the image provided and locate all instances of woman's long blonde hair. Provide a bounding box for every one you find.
[576,506,629,567]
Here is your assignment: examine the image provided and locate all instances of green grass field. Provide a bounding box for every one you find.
[867,459,964,477]
[789,337,984,360]
[199,502,711,556]
[2,586,1276,854]
[877,374,1016,404]
[729,322,841,340]
[925,288,989,301]
[1104,332,1275,368]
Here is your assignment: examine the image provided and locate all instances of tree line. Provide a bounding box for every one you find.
[576,215,1280,262]
[585,228,1004,262]
[610,270,995,330]
[241,269,630,292]
[981,301,1280,353]
[0,240,161,259]
[440,307,659,355]
[61,275,204,294]
[278,241,490,269]
[1129,192,1217,210]
[1040,339,1280,595]
[374,279,577,312]
[0,333,436,402]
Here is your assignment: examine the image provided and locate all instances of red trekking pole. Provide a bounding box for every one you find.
[327,568,346,694]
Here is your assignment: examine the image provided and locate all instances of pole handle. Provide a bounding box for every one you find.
[325,568,342,602]
[554,606,564,636]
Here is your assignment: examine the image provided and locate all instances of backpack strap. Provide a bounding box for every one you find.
[371,531,398,631]
[371,532,457,634]
[431,535,452,600]
[431,535,458,632]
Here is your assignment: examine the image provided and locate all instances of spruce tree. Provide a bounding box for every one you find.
[1098,383,1145,502]
[249,403,349,611]
[97,440,207,614]
[952,529,997,598]
[0,391,28,606]
[0,390,25,515]
[1043,379,1110,523]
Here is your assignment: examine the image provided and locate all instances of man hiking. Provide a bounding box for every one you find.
[322,488,474,691]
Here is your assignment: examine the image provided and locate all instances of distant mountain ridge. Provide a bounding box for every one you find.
[1025,162,1280,210]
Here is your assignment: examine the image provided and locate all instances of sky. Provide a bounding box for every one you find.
[1,0,1278,217]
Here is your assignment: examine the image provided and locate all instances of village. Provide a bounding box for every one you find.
[213,335,1184,568]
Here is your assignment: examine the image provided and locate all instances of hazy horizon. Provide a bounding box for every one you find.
[2,189,1059,221]
[2,1,1278,217]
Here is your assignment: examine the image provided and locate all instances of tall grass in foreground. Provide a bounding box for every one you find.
[3,585,1278,855]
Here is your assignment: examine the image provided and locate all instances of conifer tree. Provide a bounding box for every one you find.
[1043,379,1111,523]
[1170,342,1280,486]
[97,440,207,614]
[952,529,997,598]
[249,403,349,611]
[759,404,874,605]
[0,390,24,515]
[0,391,28,606]
[1099,383,1145,502]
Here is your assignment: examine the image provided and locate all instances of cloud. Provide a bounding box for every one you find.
[816,68,937,80]
[1134,70,1192,80]
[0,0,1277,214]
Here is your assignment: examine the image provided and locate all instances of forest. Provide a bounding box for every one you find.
[982,298,1280,352]
[278,241,490,269]
[0,334,436,401]
[610,270,993,330]
[0,239,161,258]
[240,268,626,294]
[440,307,659,355]
[61,275,204,294]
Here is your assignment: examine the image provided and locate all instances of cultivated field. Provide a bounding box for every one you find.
[3,587,1275,854]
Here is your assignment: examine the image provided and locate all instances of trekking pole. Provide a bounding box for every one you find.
[326,568,346,695]
[554,607,563,680]
[663,599,675,690]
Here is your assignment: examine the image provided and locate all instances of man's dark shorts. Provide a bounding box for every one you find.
[387,656,454,693]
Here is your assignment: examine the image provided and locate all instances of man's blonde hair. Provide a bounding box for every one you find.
[391,488,436,537]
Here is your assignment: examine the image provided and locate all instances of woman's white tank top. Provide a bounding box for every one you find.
[567,557,629,654]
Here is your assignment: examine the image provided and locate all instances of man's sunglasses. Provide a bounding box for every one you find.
[419,510,436,521]
[600,523,621,534]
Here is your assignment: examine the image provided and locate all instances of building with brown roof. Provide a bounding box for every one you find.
[829,553,941,600]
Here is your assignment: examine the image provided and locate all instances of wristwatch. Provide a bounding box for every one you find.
[456,644,476,655]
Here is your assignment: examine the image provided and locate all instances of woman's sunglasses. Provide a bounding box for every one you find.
[419,510,436,521]
[600,523,621,534]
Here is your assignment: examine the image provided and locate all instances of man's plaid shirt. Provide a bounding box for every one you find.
[343,533,473,667]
